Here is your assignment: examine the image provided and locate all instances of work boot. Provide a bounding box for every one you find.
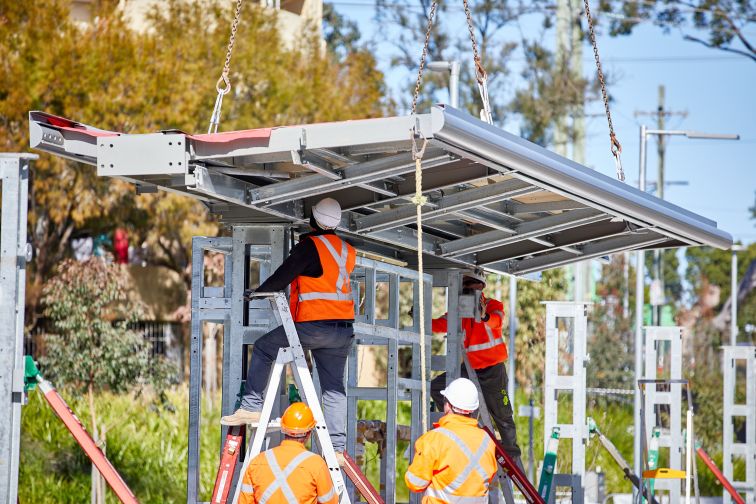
[220,409,261,426]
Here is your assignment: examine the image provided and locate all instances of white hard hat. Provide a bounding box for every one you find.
[312,198,342,229]
[440,378,479,412]
[463,270,486,287]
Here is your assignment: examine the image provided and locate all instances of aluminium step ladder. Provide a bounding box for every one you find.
[230,292,352,504]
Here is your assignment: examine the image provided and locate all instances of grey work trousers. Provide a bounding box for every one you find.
[240,320,354,452]
[431,361,522,459]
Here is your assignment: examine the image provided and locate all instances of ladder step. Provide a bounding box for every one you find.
[643,468,686,479]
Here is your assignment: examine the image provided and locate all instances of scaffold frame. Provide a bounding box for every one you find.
[643,326,683,502]
[723,345,756,504]
[0,154,34,504]
[543,301,589,503]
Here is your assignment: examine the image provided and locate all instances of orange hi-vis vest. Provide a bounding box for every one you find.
[405,413,497,503]
[239,440,338,504]
[431,295,507,369]
[289,234,356,322]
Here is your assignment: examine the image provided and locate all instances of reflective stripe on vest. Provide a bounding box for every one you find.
[240,483,254,494]
[406,470,430,488]
[258,450,317,504]
[465,324,504,353]
[298,235,352,303]
[317,486,336,503]
[424,487,489,504]
[434,428,492,493]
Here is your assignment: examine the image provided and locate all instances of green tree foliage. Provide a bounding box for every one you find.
[40,258,177,502]
[588,255,634,390]
[686,242,756,317]
[0,0,385,321]
[598,0,756,61]
[498,269,568,394]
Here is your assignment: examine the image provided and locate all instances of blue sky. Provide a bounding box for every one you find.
[329,2,756,245]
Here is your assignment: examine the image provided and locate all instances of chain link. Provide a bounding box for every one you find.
[462,0,486,83]
[411,0,438,116]
[217,0,244,94]
[583,0,625,181]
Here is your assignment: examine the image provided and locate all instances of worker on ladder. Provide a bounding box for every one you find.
[238,402,339,504]
[405,378,497,503]
[430,273,523,467]
[221,197,356,464]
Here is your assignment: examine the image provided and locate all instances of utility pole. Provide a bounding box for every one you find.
[556,0,590,301]
[634,86,687,324]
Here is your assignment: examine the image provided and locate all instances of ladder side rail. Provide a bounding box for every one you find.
[231,349,289,503]
[384,273,400,504]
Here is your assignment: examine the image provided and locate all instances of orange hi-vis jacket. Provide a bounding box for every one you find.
[239,440,338,504]
[405,413,497,503]
[431,294,507,369]
[289,234,356,322]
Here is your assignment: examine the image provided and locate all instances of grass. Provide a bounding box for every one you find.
[18,386,734,502]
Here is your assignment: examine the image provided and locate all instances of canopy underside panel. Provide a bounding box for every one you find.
[28,106,731,276]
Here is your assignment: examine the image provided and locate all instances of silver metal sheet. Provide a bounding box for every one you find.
[28,106,732,275]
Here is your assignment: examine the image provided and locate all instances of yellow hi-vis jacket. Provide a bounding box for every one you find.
[239,440,338,504]
[405,413,497,503]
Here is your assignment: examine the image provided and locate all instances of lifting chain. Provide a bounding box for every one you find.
[208,0,245,134]
[462,0,492,124]
[411,0,438,116]
[583,0,625,181]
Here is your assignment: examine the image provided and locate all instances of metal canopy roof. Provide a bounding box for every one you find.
[28,106,732,276]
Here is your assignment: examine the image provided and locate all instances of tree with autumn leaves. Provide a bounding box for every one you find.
[0,0,386,325]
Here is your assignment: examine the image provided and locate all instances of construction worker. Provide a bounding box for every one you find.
[430,273,523,464]
[239,402,338,504]
[221,197,356,462]
[405,378,497,503]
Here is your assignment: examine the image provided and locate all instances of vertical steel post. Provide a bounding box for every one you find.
[723,346,756,503]
[0,154,34,504]
[543,301,589,500]
[449,62,460,109]
[634,125,648,501]
[644,326,683,501]
[731,248,739,346]
[508,276,516,401]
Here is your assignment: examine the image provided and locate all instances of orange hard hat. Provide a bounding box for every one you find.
[281,402,317,437]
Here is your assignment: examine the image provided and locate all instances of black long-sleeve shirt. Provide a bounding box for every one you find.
[256,229,337,292]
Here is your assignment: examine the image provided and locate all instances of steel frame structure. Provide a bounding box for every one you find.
[188,227,433,504]
[723,346,756,503]
[0,154,34,504]
[643,326,683,502]
[28,106,732,279]
[543,301,589,504]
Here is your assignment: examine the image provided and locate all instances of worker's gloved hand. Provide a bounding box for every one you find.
[479,298,490,322]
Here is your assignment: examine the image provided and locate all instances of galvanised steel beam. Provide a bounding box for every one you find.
[474,220,633,265]
[506,200,588,214]
[440,208,607,257]
[491,233,668,275]
[249,151,453,205]
[354,179,535,233]
[314,159,491,212]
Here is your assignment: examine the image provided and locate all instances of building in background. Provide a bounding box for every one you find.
[70,0,323,47]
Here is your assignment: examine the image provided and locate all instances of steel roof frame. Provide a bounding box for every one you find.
[28,105,731,276]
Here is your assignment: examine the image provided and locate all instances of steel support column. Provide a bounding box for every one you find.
[543,301,589,502]
[723,346,756,503]
[0,153,34,504]
[643,326,683,501]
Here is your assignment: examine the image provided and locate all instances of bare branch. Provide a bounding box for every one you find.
[683,34,756,62]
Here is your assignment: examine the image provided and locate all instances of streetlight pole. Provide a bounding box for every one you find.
[632,125,739,500]
[427,61,460,108]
